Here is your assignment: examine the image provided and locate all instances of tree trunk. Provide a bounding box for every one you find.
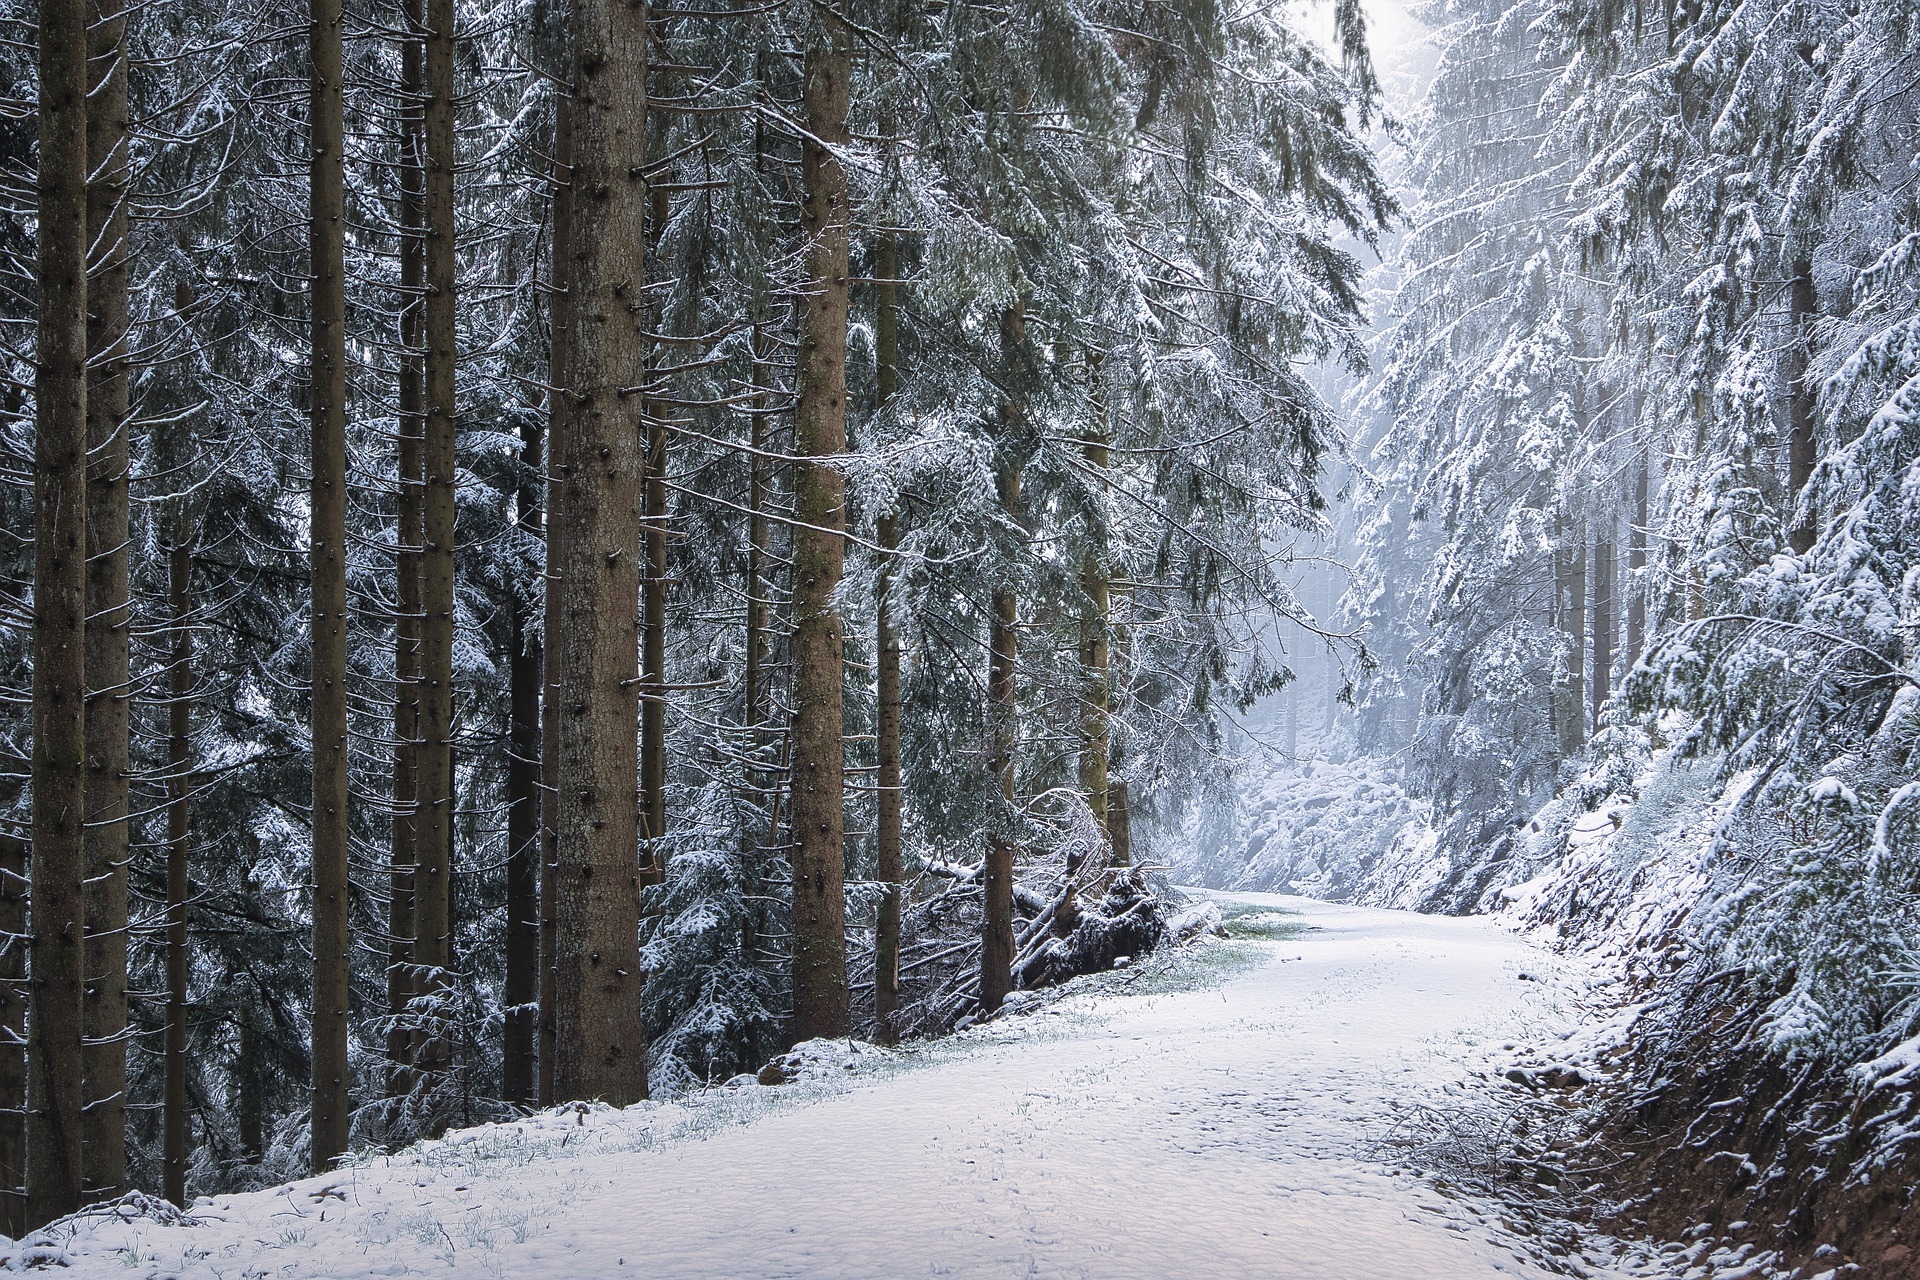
[640,184,669,885]
[1786,257,1818,556]
[413,0,458,1102]
[1554,522,1586,759]
[744,323,769,743]
[872,236,902,1044]
[388,0,426,1102]
[1284,669,1299,758]
[1078,351,1110,835]
[553,0,649,1105]
[981,301,1025,1016]
[788,10,853,1044]
[640,398,667,877]
[1107,580,1131,869]
[81,0,131,1201]
[1591,527,1614,728]
[740,316,771,1036]
[1107,780,1131,870]
[307,0,352,1175]
[504,409,543,1106]
[0,767,27,1235]
[1628,450,1648,664]
[163,526,194,1207]
[538,91,571,1111]
[237,1013,262,1162]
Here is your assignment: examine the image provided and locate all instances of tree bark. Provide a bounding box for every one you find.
[872,236,902,1044]
[1078,351,1110,836]
[640,413,667,873]
[81,0,131,1200]
[788,9,853,1044]
[1786,257,1818,556]
[31,0,91,1226]
[553,0,649,1105]
[1554,521,1586,759]
[740,316,771,1034]
[0,767,27,1235]
[640,186,669,884]
[980,301,1025,1016]
[504,405,543,1105]
[1106,780,1131,869]
[1591,527,1614,728]
[1106,579,1131,869]
[1628,449,1648,664]
[413,0,458,1102]
[388,0,426,1102]
[744,323,769,743]
[539,91,571,1111]
[163,526,194,1207]
[307,0,352,1175]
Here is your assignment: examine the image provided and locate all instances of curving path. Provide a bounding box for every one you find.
[48,894,1650,1280]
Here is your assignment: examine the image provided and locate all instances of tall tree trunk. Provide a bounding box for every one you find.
[1107,780,1131,869]
[1284,668,1300,758]
[0,767,26,1235]
[872,237,902,1044]
[1078,351,1110,835]
[1628,450,1648,664]
[81,0,131,1201]
[980,301,1025,1016]
[31,0,90,1228]
[640,413,667,873]
[740,316,771,1039]
[237,1011,262,1162]
[640,186,669,884]
[1591,527,1614,728]
[1554,522,1587,759]
[1322,578,1340,732]
[163,526,194,1207]
[1106,574,1131,869]
[388,0,426,1102]
[744,322,769,744]
[413,0,458,1101]
[538,92,571,1111]
[1786,257,1818,556]
[504,412,543,1105]
[552,0,649,1105]
[307,0,352,1175]
[788,10,853,1044]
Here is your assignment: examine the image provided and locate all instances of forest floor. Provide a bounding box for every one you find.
[31,894,1707,1280]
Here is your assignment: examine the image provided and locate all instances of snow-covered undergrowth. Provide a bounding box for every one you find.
[1479,712,1920,1279]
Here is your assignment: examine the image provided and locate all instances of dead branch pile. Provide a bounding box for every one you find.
[853,807,1176,1040]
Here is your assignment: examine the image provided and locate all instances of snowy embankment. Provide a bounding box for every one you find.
[28,897,1678,1279]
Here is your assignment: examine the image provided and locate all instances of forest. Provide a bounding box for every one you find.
[2,0,1919,1266]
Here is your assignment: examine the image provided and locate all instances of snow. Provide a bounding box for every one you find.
[28,896,1671,1279]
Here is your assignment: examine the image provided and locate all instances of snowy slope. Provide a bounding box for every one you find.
[27,897,1671,1280]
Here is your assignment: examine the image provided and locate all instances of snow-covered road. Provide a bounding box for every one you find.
[43,894,1651,1279]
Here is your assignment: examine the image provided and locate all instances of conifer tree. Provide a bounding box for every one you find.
[307,0,353,1173]
[413,0,459,1101]
[30,0,90,1225]
[552,0,649,1104]
[789,1,853,1042]
[80,0,131,1198]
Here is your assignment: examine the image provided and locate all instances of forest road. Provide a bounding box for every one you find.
[58,893,1653,1280]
